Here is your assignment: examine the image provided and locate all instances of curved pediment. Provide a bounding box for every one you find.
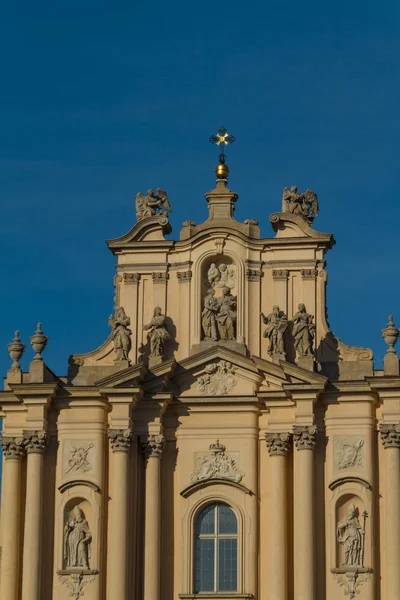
[107,214,172,248]
[181,478,253,498]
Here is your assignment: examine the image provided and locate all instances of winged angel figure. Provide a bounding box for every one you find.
[282,186,319,225]
[135,188,172,222]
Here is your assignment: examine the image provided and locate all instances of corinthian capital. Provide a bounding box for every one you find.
[142,434,165,459]
[23,430,47,454]
[380,424,400,449]
[107,428,133,452]
[293,425,317,450]
[266,432,291,456]
[0,436,25,460]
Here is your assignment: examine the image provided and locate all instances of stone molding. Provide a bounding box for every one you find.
[124,273,141,284]
[266,432,291,456]
[141,434,165,459]
[272,269,289,280]
[293,425,317,450]
[23,430,47,454]
[380,424,400,448]
[177,270,192,283]
[246,269,263,282]
[107,428,133,452]
[0,436,25,460]
[301,268,318,280]
[152,272,169,284]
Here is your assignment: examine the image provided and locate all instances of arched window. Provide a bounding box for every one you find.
[194,503,238,593]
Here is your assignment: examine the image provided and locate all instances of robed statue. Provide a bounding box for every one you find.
[64,505,92,569]
[261,305,288,357]
[282,186,319,225]
[108,306,132,361]
[143,307,171,358]
[202,288,219,341]
[135,188,172,221]
[292,303,315,357]
[216,287,237,341]
[337,503,364,566]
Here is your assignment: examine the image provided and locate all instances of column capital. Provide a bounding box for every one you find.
[0,436,25,460]
[266,432,291,456]
[23,430,47,454]
[293,425,317,450]
[380,424,400,448]
[141,434,165,459]
[107,428,133,452]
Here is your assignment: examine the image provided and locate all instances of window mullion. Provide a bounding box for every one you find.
[215,504,219,592]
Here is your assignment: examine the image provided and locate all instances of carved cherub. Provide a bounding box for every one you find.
[135,188,172,221]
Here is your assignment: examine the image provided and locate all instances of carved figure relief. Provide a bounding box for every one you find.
[135,188,172,221]
[108,306,132,361]
[336,503,367,567]
[143,307,170,358]
[201,287,237,341]
[191,440,243,483]
[197,360,237,396]
[59,572,97,600]
[64,506,92,569]
[65,443,94,475]
[334,437,365,472]
[207,262,237,289]
[261,306,288,357]
[282,186,319,225]
[292,303,315,357]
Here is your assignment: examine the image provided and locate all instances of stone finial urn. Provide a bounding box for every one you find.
[8,330,25,368]
[382,315,400,354]
[30,322,48,361]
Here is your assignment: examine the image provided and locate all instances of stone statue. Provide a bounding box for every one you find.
[282,186,319,225]
[143,307,171,358]
[337,503,364,566]
[64,506,92,569]
[202,288,219,341]
[108,307,132,361]
[261,306,288,357]
[292,303,315,357]
[135,188,172,221]
[207,262,237,289]
[215,287,237,340]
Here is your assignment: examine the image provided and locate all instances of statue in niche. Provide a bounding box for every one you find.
[216,287,237,340]
[108,307,132,361]
[202,288,219,341]
[337,503,365,567]
[261,306,288,357]
[143,307,171,358]
[292,303,315,357]
[135,188,172,221]
[207,262,237,289]
[64,506,92,569]
[282,186,319,225]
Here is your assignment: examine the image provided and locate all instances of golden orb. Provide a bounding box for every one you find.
[216,162,229,179]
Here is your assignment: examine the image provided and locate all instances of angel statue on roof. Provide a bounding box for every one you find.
[282,186,319,225]
[135,188,172,221]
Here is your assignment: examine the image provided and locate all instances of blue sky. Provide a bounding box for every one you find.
[1,0,400,380]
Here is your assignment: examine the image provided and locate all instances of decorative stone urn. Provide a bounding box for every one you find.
[30,322,48,361]
[8,330,25,368]
[382,315,400,354]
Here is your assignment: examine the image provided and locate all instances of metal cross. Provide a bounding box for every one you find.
[209,126,236,164]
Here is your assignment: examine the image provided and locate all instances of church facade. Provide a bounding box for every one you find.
[1,157,400,600]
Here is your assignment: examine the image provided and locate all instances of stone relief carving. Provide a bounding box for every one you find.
[333,570,371,600]
[24,430,47,454]
[177,270,192,283]
[152,272,169,284]
[207,262,237,289]
[272,269,289,280]
[261,306,288,358]
[292,303,315,357]
[65,443,94,475]
[141,434,165,459]
[266,432,291,456]
[380,424,400,448]
[59,572,97,600]
[337,503,367,567]
[107,429,133,453]
[108,306,132,362]
[301,268,318,279]
[334,437,365,472]
[135,188,172,221]
[282,186,319,225]
[197,360,237,396]
[201,287,237,341]
[293,425,317,450]
[64,506,92,569]
[246,269,263,281]
[124,273,141,284]
[143,307,171,358]
[0,436,25,460]
[191,440,243,484]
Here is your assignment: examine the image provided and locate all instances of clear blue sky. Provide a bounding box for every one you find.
[1,0,400,380]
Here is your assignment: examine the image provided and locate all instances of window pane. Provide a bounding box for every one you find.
[195,504,215,535]
[218,538,238,591]
[218,504,237,534]
[195,538,215,592]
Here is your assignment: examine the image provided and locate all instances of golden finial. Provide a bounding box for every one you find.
[209,127,236,180]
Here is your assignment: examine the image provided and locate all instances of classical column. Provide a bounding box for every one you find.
[0,436,25,600]
[107,428,133,600]
[266,432,291,600]
[142,434,165,600]
[21,431,47,600]
[293,425,317,600]
[380,424,400,599]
